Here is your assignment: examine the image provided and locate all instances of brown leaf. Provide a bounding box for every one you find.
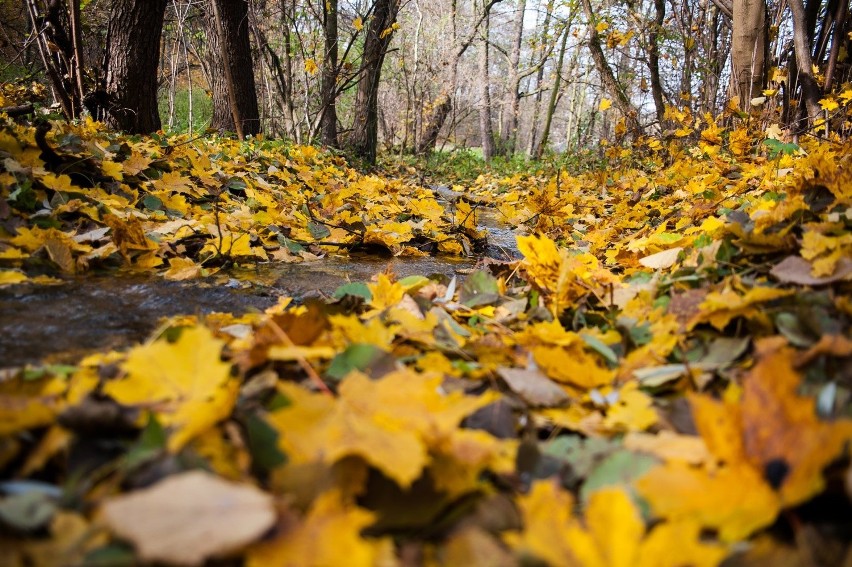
[770,255,852,286]
[497,367,569,407]
[101,470,276,566]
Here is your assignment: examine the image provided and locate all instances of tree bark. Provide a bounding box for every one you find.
[648,0,666,127]
[788,0,823,129]
[525,0,555,155]
[320,0,339,147]
[730,0,767,104]
[206,0,261,137]
[499,0,527,155]
[347,0,401,164]
[103,0,167,133]
[535,24,568,158]
[478,11,495,161]
[579,0,641,137]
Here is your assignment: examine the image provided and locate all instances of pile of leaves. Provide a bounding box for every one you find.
[0,117,483,287]
[1,110,852,566]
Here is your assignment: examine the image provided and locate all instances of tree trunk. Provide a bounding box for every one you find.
[320,0,339,147]
[730,0,767,104]
[579,0,641,137]
[206,0,261,137]
[478,11,495,161]
[788,0,823,129]
[103,0,167,133]
[347,0,401,164]
[416,0,504,155]
[648,0,666,127]
[499,0,527,155]
[525,0,555,155]
[535,24,568,158]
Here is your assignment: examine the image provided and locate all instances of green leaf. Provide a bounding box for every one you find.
[307,221,331,239]
[580,450,658,502]
[326,344,384,381]
[459,270,500,307]
[332,282,372,301]
[246,414,286,472]
[125,415,167,469]
[580,333,619,367]
[142,195,163,211]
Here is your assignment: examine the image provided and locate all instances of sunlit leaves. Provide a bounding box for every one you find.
[510,482,728,567]
[102,326,237,452]
[267,370,499,488]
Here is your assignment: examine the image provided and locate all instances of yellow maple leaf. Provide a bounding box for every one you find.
[532,345,614,389]
[510,482,728,566]
[0,269,28,286]
[738,338,852,505]
[153,170,194,194]
[122,151,153,176]
[103,326,238,451]
[101,160,124,180]
[367,273,406,311]
[0,375,66,436]
[353,16,363,31]
[40,173,76,192]
[688,285,793,330]
[268,370,497,488]
[518,234,609,314]
[164,257,202,281]
[246,490,394,567]
[637,337,852,540]
[636,460,780,542]
[599,98,612,112]
[818,97,839,112]
[304,58,319,75]
[728,127,751,156]
[602,381,657,432]
[330,313,399,351]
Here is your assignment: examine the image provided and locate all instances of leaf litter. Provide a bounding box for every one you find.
[0,113,851,565]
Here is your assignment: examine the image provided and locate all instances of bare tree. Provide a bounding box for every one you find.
[579,0,641,137]
[499,0,527,154]
[478,9,495,161]
[347,0,402,164]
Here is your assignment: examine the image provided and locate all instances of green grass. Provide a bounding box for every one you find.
[158,87,212,134]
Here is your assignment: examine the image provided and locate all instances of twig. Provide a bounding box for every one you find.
[266,318,333,395]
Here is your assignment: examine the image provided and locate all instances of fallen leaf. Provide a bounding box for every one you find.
[497,366,569,407]
[770,255,852,285]
[103,326,237,451]
[101,470,276,566]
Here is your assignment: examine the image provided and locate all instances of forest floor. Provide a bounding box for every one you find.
[0,114,851,566]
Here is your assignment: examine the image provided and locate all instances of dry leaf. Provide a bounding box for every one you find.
[101,470,276,566]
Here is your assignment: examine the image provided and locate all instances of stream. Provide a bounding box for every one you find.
[0,208,520,367]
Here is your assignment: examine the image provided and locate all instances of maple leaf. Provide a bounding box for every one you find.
[102,470,275,566]
[688,285,793,330]
[268,370,498,488]
[246,490,395,567]
[637,337,852,540]
[509,481,728,567]
[0,375,66,436]
[102,326,238,451]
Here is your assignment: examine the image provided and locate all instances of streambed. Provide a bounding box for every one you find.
[0,209,520,367]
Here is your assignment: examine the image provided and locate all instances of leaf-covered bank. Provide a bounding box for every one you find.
[1,115,851,566]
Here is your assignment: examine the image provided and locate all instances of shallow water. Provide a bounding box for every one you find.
[0,209,521,367]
